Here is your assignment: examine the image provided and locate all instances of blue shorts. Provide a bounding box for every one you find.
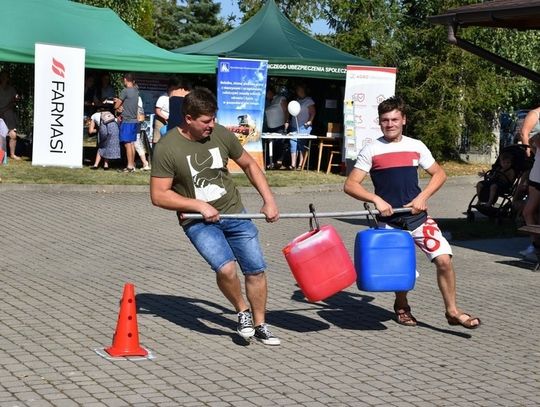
[289,126,312,153]
[119,122,138,143]
[183,218,267,274]
[290,138,306,153]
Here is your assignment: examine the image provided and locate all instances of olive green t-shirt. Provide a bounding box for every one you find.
[151,124,245,225]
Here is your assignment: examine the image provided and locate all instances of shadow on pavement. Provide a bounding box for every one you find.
[416,322,472,338]
[136,293,332,339]
[289,289,474,337]
[289,289,391,331]
[496,259,538,271]
[137,294,235,336]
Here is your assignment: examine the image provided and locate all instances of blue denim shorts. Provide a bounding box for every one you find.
[289,138,306,153]
[182,218,267,274]
[289,126,312,153]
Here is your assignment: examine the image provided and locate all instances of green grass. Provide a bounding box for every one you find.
[0,155,345,186]
[1,147,486,186]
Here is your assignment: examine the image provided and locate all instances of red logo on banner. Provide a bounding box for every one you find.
[52,58,65,78]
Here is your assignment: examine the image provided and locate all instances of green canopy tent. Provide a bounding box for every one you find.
[173,0,373,80]
[0,0,217,73]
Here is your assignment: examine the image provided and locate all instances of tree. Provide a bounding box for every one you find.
[236,0,324,30]
[76,0,155,37]
[147,0,232,50]
[175,0,232,48]
[320,0,540,159]
[322,0,401,64]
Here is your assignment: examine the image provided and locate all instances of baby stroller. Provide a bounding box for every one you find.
[466,144,533,223]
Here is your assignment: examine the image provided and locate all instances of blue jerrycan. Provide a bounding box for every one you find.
[354,205,416,292]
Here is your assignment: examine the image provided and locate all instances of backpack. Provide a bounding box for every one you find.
[98,111,118,143]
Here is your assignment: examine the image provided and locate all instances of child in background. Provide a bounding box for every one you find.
[476,151,516,207]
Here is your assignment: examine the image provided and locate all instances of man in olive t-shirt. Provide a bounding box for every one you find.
[150,87,281,345]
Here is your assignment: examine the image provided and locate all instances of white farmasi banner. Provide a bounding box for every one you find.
[33,43,85,167]
[344,66,397,160]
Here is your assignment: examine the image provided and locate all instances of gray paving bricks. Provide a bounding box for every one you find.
[0,176,539,406]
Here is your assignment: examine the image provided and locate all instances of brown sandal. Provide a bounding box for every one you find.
[394,305,417,326]
[445,312,481,329]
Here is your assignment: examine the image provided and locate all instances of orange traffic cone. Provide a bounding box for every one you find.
[105,283,148,357]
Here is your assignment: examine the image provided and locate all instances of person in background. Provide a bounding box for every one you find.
[286,83,315,170]
[84,74,98,117]
[263,86,288,169]
[150,87,281,345]
[519,105,540,259]
[475,151,516,207]
[0,71,20,160]
[153,87,170,146]
[114,73,139,172]
[88,102,121,170]
[96,73,115,105]
[344,96,481,329]
[0,117,8,166]
[167,76,192,129]
[134,96,151,171]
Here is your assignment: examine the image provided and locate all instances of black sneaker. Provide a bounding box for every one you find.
[254,323,281,346]
[237,310,254,339]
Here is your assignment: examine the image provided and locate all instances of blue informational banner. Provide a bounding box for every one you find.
[217,58,268,171]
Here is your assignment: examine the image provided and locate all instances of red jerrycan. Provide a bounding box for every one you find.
[282,204,356,302]
[354,204,416,292]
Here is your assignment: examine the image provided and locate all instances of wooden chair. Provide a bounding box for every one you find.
[326,149,341,174]
[317,140,334,172]
[300,143,310,171]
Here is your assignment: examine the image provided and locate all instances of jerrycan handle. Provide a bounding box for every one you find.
[308,203,320,231]
[364,203,379,229]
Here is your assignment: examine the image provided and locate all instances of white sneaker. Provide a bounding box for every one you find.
[519,245,535,257]
[142,164,151,171]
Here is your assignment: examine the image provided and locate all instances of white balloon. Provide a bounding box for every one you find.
[288,100,301,117]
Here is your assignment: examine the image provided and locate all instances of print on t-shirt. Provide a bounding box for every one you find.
[187,147,226,202]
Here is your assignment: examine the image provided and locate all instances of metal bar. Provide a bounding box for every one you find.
[181,207,412,220]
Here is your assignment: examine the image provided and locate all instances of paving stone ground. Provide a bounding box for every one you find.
[1,176,539,406]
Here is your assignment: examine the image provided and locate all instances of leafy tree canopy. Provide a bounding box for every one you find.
[317,0,540,158]
[236,0,324,30]
[76,0,155,37]
[148,0,233,50]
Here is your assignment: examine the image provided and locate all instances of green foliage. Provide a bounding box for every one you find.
[175,0,232,47]
[75,0,155,37]
[322,0,402,64]
[0,63,34,135]
[147,0,232,49]
[318,0,540,159]
[236,0,324,30]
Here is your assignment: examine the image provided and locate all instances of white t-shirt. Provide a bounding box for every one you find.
[90,112,101,127]
[155,95,169,121]
[296,96,315,126]
[265,95,286,129]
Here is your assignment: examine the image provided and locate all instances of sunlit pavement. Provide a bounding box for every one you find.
[1,176,539,406]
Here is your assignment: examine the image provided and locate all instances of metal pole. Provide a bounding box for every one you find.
[181,207,412,220]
